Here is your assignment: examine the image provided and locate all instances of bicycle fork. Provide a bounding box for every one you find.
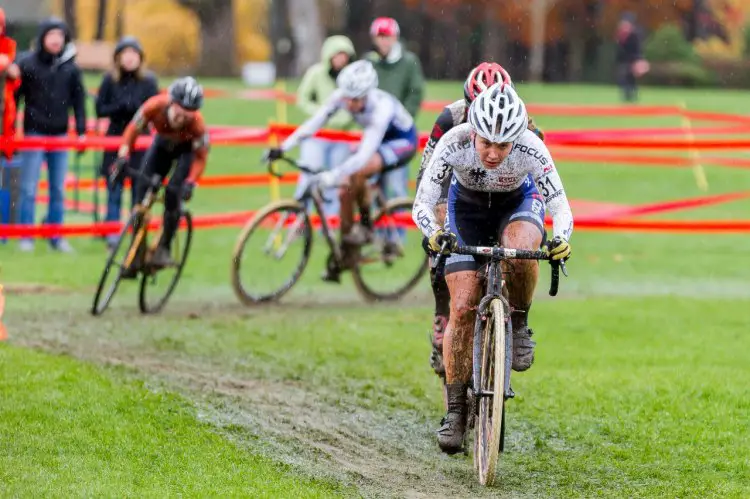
[471,264,515,404]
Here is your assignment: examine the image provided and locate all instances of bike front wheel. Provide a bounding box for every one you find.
[474,298,506,486]
[231,200,313,304]
[91,213,141,316]
[351,197,428,301]
[139,210,193,314]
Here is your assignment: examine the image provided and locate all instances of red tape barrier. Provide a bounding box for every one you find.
[236,89,750,125]
[6,189,750,238]
[3,211,750,238]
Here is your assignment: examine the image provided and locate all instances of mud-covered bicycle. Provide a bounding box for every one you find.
[91,166,193,316]
[231,157,428,304]
[434,242,565,486]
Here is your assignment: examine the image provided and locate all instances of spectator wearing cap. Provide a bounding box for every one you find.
[364,17,424,202]
[616,12,649,102]
[0,8,21,160]
[95,36,158,248]
[15,17,87,253]
[294,35,356,216]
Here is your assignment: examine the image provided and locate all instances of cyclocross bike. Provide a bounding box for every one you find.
[434,242,566,486]
[231,157,428,304]
[91,166,193,316]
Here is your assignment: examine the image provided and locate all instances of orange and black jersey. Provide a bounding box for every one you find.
[122,93,209,182]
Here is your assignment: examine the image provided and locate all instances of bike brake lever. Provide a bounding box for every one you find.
[560,260,568,277]
[430,241,449,272]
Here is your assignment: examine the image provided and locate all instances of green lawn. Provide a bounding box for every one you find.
[1,80,749,497]
[0,344,346,498]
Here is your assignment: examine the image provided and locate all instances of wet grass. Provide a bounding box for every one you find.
[2,80,750,496]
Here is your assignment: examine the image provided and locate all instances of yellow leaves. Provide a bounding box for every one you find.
[52,0,271,73]
[693,0,750,62]
[694,36,744,61]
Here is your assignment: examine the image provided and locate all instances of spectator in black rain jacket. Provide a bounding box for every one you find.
[15,17,87,253]
[95,36,158,248]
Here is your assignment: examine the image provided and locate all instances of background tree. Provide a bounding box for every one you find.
[64,0,78,38]
[176,0,236,76]
[95,0,107,41]
[287,0,323,76]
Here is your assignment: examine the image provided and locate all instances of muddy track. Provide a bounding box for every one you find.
[14,305,533,499]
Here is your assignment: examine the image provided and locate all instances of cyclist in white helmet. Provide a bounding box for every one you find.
[266,60,418,282]
[412,82,573,454]
[418,62,545,386]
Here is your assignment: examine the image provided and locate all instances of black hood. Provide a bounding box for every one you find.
[36,17,71,58]
[114,36,144,60]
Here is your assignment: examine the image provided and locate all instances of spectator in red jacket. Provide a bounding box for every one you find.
[0,8,21,159]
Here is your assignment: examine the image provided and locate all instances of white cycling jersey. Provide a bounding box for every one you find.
[281,88,415,180]
[413,123,574,241]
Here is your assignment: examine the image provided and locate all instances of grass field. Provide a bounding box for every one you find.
[1,79,749,498]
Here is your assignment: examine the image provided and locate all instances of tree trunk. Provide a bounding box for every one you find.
[482,3,506,65]
[115,0,124,39]
[177,0,236,76]
[287,0,323,77]
[64,0,78,39]
[270,0,295,78]
[528,0,553,82]
[95,0,108,41]
[566,10,585,81]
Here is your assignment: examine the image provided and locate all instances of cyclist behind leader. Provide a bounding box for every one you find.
[412,82,573,454]
[112,76,209,276]
[417,62,546,381]
[265,60,418,281]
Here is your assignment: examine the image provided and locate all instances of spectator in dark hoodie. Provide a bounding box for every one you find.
[96,36,158,249]
[15,17,87,253]
[616,12,649,102]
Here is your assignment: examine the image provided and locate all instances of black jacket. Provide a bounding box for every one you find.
[15,18,87,136]
[95,70,159,136]
[616,31,643,65]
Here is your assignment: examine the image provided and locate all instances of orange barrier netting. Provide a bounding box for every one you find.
[2,211,750,238]
[4,101,750,237]
[8,188,750,238]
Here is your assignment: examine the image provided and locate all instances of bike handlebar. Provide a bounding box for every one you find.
[266,156,317,178]
[432,243,567,297]
[108,160,184,194]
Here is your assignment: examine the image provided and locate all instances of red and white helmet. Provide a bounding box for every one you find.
[370,17,400,38]
[464,62,513,105]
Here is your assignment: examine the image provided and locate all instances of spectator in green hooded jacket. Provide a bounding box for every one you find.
[294,35,356,216]
[364,17,424,204]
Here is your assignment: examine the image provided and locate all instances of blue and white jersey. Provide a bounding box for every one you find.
[413,124,574,241]
[281,88,416,179]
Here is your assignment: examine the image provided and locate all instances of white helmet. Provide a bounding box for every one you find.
[467,82,528,144]
[336,60,379,98]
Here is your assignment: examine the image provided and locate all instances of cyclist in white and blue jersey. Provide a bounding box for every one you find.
[266,60,418,281]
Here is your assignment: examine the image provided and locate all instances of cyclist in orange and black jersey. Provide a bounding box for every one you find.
[114,76,209,275]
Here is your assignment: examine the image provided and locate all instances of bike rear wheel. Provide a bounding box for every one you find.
[351,197,428,301]
[231,200,313,304]
[138,210,193,314]
[474,298,506,486]
[91,213,140,316]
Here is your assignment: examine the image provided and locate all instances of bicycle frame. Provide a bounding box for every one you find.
[472,258,512,401]
[271,157,396,270]
[433,245,563,399]
[118,168,181,270]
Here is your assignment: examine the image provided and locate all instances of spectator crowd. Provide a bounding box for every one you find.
[0,11,428,254]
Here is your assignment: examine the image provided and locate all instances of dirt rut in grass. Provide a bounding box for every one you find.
[13,303,528,499]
